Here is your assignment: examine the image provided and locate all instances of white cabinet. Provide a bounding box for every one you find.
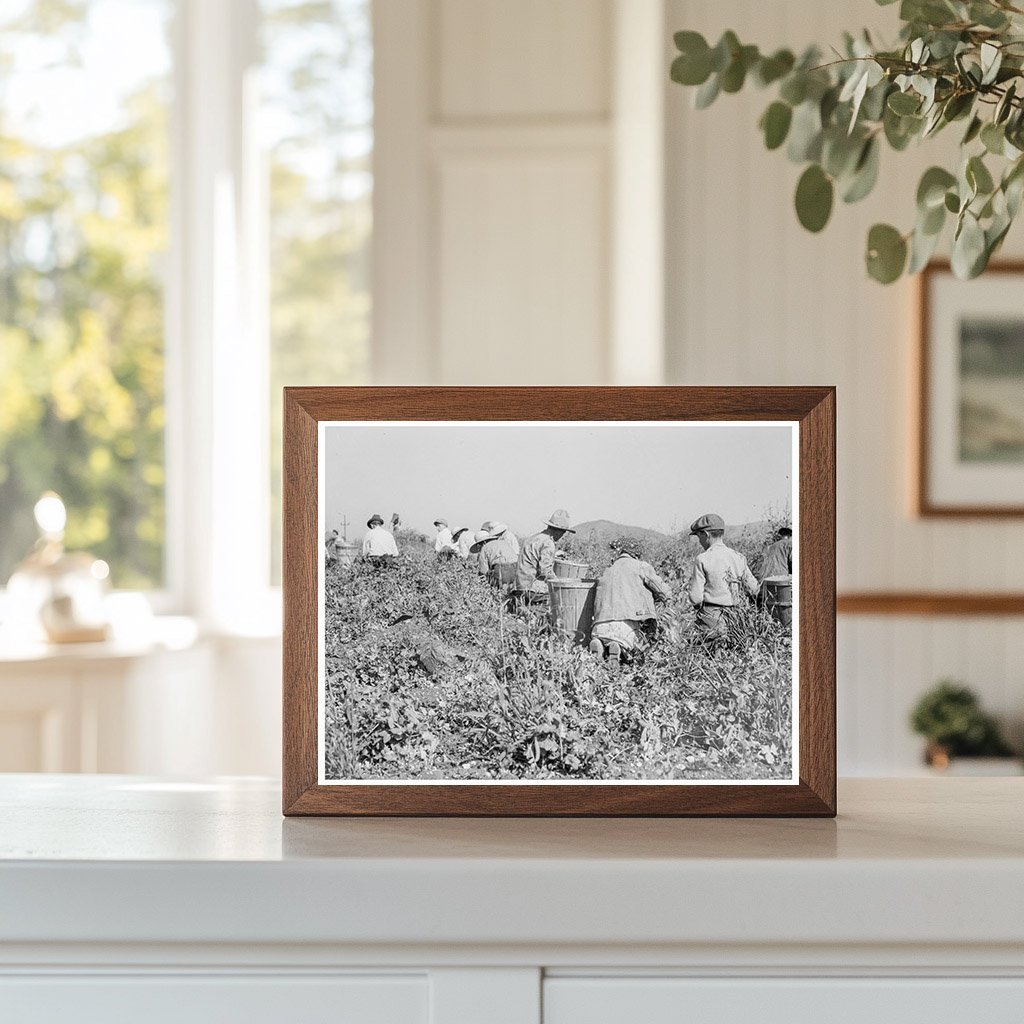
[544,977,1024,1024]
[1,975,428,1024]
[1,777,1022,1024]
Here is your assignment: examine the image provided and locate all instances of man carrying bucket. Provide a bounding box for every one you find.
[512,509,575,607]
[589,537,671,667]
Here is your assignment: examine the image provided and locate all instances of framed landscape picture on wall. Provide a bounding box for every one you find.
[282,387,836,817]
[918,262,1024,516]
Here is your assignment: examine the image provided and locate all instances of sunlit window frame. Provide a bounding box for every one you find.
[162,0,278,633]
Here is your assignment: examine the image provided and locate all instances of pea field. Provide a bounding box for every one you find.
[322,526,794,782]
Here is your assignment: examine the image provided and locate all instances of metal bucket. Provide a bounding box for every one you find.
[762,574,793,626]
[553,559,589,579]
[548,578,597,643]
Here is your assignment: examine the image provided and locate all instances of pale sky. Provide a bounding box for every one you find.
[323,422,794,540]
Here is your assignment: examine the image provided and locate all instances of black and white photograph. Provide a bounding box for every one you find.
[318,421,798,784]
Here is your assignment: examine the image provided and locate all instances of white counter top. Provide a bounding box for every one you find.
[1,775,1022,955]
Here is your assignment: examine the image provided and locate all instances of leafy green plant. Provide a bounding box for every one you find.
[670,0,1024,282]
[323,530,793,781]
[909,679,1015,756]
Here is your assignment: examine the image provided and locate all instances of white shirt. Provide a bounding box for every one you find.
[434,527,456,553]
[362,526,399,557]
[456,531,476,559]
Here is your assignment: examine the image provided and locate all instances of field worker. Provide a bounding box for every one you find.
[452,527,477,561]
[589,537,671,666]
[391,512,401,532]
[362,514,399,566]
[325,528,339,564]
[687,512,758,637]
[433,518,457,558]
[513,509,575,605]
[477,522,519,585]
[760,525,793,582]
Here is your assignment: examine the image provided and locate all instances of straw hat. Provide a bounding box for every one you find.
[433,518,448,528]
[544,509,575,532]
[487,522,509,539]
[367,514,384,528]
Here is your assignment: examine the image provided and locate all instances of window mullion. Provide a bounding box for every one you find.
[176,0,268,630]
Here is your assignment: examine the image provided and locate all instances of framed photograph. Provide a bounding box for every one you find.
[918,261,1024,516]
[283,387,835,816]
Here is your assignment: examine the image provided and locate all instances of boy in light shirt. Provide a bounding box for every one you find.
[686,512,758,638]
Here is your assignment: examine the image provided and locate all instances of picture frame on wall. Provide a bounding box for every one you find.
[282,387,836,817]
[917,261,1024,517]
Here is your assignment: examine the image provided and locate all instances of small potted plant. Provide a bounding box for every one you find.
[910,680,1020,773]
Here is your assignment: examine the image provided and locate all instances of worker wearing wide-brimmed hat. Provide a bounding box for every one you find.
[687,512,758,636]
[362,513,399,566]
[476,521,519,584]
[513,509,575,603]
[590,536,671,666]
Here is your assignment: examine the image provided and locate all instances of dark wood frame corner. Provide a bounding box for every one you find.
[282,387,836,817]
[916,259,1024,519]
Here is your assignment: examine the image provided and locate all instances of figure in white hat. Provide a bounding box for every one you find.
[432,517,457,558]
[475,522,519,585]
[512,509,575,606]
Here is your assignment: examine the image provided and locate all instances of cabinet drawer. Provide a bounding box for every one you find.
[0,974,427,1024]
[544,977,1024,1024]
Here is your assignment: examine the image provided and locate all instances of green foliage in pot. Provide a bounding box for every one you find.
[909,679,1015,756]
[670,0,1024,283]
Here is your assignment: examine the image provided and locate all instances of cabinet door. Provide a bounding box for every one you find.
[544,977,1024,1024]
[0,974,427,1024]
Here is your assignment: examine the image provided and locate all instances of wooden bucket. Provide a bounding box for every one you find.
[548,578,597,643]
[762,575,793,626]
[336,542,359,566]
[553,559,589,579]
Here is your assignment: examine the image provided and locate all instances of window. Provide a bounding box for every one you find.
[261,0,372,580]
[0,0,173,589]
[0,0,373,617]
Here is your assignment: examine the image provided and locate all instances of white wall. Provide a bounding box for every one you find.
[665,0,1024,771]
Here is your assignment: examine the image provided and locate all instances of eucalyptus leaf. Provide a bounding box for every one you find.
[962,115,983,145]
[694,73,721,109]
[787,101,823,162]
[795,164,834,232]
[981,122,1005,155]
[760,102,793,150]
[980,42,1002,86]
[908,221,942,273]
[779,74,807,106]
[710,31,740,73]
[967,154,995,195]
[970,2,1009,30]
[917,166,957,210]
[866,223,908,283]
[842,137,880,203]
[888,91,921,115]
[951,212,986,278]
[754,49,795,87]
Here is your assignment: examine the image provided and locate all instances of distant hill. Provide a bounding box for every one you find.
[572,519,776,547]
[572,520,670,544]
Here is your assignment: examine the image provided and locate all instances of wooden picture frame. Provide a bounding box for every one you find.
[916,260,1024,517]
[283,387,836,817]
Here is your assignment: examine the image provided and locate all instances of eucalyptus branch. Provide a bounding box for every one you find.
[670,0,1024,283]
